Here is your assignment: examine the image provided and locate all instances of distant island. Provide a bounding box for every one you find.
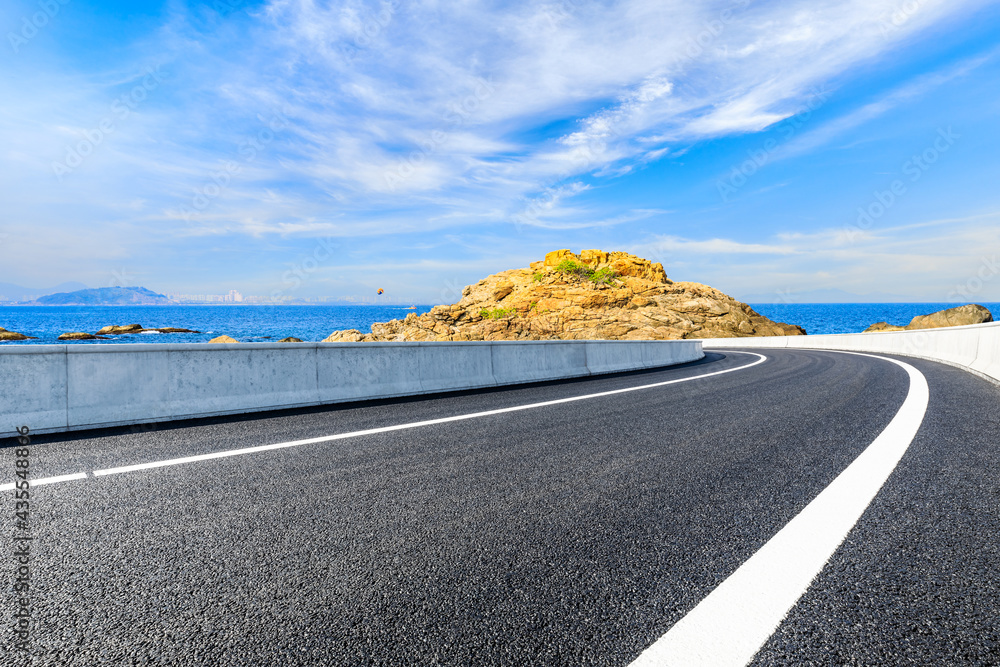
[0,282,399,306]
[27,286,176,306]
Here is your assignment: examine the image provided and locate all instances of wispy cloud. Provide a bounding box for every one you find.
[782,47,999,158]
[644,235,800,256]
[0,0,994,296]
[643,211,1000,300]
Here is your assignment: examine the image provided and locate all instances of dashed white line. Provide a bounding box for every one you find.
[6,352,766,487]
[630,351,929,667]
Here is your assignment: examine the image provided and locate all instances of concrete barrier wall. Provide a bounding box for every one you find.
[700,321,1000,385]
[0,340,703,436]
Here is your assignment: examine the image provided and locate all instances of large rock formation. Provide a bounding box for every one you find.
[324,249,805,342]
[864,304,993,333]
[0,327,37,341]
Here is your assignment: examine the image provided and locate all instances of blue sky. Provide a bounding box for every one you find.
[1,0,999,303]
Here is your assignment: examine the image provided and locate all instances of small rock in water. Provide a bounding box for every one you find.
[96,324,145,335]
[0,327,38,341]
[96,324,201,335]
[58,332,107,340]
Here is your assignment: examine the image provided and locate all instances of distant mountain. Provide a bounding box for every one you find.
[31,286,176,306]
[738,288,917,304]
[0,281,89,302]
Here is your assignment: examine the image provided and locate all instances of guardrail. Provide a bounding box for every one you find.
[0,339,704,436]
[701,321,1000,385]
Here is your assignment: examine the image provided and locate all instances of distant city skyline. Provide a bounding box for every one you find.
[1,1,999,303]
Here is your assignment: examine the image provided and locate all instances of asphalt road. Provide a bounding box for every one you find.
[3,349,998,665]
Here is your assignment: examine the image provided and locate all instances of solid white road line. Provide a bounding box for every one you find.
[0,472,89,492]
[32,472,88,486]
[630,351,929,667]
[3,352,765,488]
[92,353,765,478]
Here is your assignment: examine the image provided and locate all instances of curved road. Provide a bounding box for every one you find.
[3,349,999,665]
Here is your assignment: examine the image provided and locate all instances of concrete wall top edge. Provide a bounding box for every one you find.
[0,339,700,354]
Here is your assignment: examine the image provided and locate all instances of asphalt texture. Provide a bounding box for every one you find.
[2,349,998,665]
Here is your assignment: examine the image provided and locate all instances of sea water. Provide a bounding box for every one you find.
[0,303,996,345]
[0,305,435,345]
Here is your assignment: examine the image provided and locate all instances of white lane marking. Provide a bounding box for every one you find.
[1,351,763,485]
[33,472,88,486]
[630,351,929,667]
[1,472,88,492]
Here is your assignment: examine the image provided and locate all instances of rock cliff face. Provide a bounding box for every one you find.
[324,249,805,342]
[864,304,993,333]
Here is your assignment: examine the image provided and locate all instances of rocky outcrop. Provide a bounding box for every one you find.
[0,327,37,341]
[96,324,145,335]
[279,337,304,343]
[96,324,200,335]
[324,249,806,342]
[208,335,239,343]
[58,332,108,340]
[864,304,993,333]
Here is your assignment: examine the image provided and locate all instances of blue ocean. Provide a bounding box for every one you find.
[0,305,436,345]
[749,302,998,337]
[0,303,996,345]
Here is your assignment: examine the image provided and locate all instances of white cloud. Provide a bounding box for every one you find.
[781,48,998,158]
[643,235,800,256]
[642,211,1000,300]
[217,0,991,224]
[0,0,994,294]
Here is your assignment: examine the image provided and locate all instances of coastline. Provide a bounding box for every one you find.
[1,302,997,345]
